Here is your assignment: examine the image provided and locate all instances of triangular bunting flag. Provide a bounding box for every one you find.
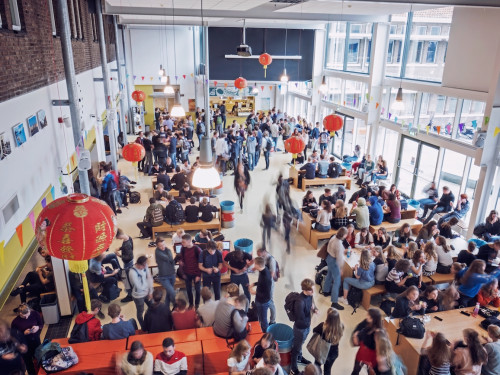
[269,86,273,91]
[41,198,47,208]
[224,83,228,87]
[28,211,35,231]
[278,84,282,90]
[50,186,55,199]
[126,74,130,78]
[388,113,392,119]
[261,86,264,91]
[16,224,23,247]
[150,77,153,81]
[141,76,144,80]
[402,120,405,126]
[0,240,4,265]
[436,126,441,135]
[190,73,194,77]
[494,127,500,137]
[133,75,137,80]
[381,108,385,115]
[71,154,76,167]
[175,76,179,81]
[295,83,298,88]
[472,120,477,129]
[183,75,186,79]
[459,123,465,133]
[353,98,356,106]
[76,146,80,157]
[214,81,218,86]
[426,125,430,134]
[485,116,490,124]
[394,116,398,123]
[365,93,369,100]
[158,77,161,81]
[343,101,346,106]
[375,102,379,109]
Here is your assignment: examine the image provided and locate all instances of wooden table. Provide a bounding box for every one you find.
[289,165,346,189]
[384,307,482,375]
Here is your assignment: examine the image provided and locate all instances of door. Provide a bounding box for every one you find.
[330,112,354,159]
[396,136,439,198]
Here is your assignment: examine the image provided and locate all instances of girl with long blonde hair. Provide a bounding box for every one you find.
[311,308,344,375]
[227,340,251,374]
[339,249,376,304]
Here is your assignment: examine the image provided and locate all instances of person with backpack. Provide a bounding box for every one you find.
[224,250,253,302]
[71,299,103,342]
[262,131,272,170]
[250,257,273,333]
[128,256,153,331]
[100,163,118,214]
[318,129,330,155]
[164,194,185,225]
[288,279,318,375]
[114,228,135,303]
[321,227,348,311]
[213,287,249,341]
[180,234,202,309]
[196,118,206,151]
[143,288,173,334]
[198,240,223,301]
[136,198,165,240]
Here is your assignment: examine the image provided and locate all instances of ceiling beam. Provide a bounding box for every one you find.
[347,0,500,6]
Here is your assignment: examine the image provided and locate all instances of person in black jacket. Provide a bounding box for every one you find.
[290,279,318,375]
[143,289,172,333]
[171,167,187,190]
[422,186,455,224]
[234,161,250,212]
[184,197,199,223]
[477,241,500,273]
[156,169,172,191]
[250,257,273,333]
[392,285,426,318]
[164,195,185,225]
[199,198,218,222]
[351,309,383,375]
[457,242,477,267]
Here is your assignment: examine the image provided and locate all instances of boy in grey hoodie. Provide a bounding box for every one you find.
[129,255,153,330]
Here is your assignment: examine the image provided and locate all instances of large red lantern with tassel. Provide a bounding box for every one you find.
[122,143,145,162]
[284,136,306,160]
[258,53,273,77]
[131,90,146,103]
[323,114,344,136]
[234,77,248,89]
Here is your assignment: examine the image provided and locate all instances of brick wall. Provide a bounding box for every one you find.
[0,0,116,103]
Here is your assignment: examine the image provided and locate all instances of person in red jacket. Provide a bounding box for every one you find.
[180,234,202,309]
[477,279,500,308]
[74,299,104,341]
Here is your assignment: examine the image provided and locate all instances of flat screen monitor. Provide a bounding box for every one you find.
[174,243,182,254]
[222,241,231,250]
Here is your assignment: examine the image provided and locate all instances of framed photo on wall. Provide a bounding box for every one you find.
[27,114,39,136]
[37,109,48,129]
[12,123,27,147]
[0,132,12,160]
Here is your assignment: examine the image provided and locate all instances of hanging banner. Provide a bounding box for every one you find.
[50,186,55,200]
[494,127,500,137]
[28,211,36,231]
[16,224,23,247]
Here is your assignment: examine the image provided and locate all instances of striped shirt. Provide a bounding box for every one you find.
[385,269,404,283]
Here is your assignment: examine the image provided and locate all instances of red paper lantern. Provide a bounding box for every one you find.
[323,114,344,135]
[122,143,146,162]
[258,53,273,77]
[131,90,146,103]
[234,77,248,89]
[36,194,118,261]
[284,136,306,157]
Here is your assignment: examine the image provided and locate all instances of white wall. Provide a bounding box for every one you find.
[0,62,118,243]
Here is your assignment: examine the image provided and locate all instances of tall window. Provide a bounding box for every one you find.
[8,0,21,31]
[325,22,346,70]
[426,42,437,63]
[48,0,56,36]
[348,42,359,63]
[386,14,407,77]
[74,0,84,40]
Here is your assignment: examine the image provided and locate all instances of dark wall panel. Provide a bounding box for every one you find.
[208,27,315,82]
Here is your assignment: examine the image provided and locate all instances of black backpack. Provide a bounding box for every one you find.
[173,201,185,223]
[284,292,302,321]
[129,191,141,204]
[380,299,395,317]
[265,138,272,151]
[329,162,342,178]
[397,316,425,339]
[347,287,363,314]
[69,318,92,344]
[473,224,487,237]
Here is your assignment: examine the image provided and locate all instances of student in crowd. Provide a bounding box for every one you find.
[180,234,202,309]
[194,229,212,244]
[451,328,487,375]
[213,289,249,340]
[351,309,383,375]
[350,197,370,230]
[483,325,500,375]
[142,288,172,334]
[484,210,500,241]
[170,167,186,191]
[438,217,460,239]
[128,256,153,331]
[392,223,413,248]
[392,285,426,318]
[407,250,425,288]
[302,190,318,214]
[318,188,335,206]
[422,242,438,277]
[421,186,455,224]
[119,340,154,375]
[371,246,389,284]
[153,183,169,202]
[252,333,277,365]
[457,259,500,307]
[421,285,440,313]
[372,159,388,184]
[311,308,343,375]
[255,349,286,375]
[384,193,401,224]
[373,227,390,248]
[339,249,375,305]
[0,318,28,374]
[404,241,419,260]
[114,229,135,303]
[316,154,329,178]
[322,228,348,311]
[343,145,361,163]
[250,257,273,333]
[164,157,175,173]
[224,249,253,302]
[154,338,187,375]
[477,240,500,273]
[136,198,165,240]
[416,220,439,244]
[184,197,199,223]
[172,228,185,245]
[197,287,219,327]
[314,200,333,232]
[172,297,197,330]
[418,181,439,214]
[102,303,136,340]
[256,248,278,326]
[290,279,318,375]
[384,245,399,272]
[331,199,349,229]
[344,224,356,249]
[385,259,411,294]
[227,339,252,374]
[261,203,276,249]
[11,304,43,375]
[373,330,404,375]
[434,236,453,273]
[438,193,470,225]
[10,256,54,303]
[367,196,384,226]
[332,186,347,203]
[354,227,374,249]
[477,279,500,308]
[148,162,161,176]
[154,237,176,308]
[300,157,317,181]
[441,283,460,311]
[73,299,103,341]
[198,240,223,300]
[156,169,171,191]
[199,197,218,222]
[421,331,452,375]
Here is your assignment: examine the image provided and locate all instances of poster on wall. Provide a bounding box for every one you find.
[27,114,39,136]
[0,132,12,160]
[37,110,48,129]
[188,99,196,112]
[12,123,27,147]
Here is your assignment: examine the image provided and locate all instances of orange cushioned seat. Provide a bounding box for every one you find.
[196,324,263,341]
[127,329,197,349]
[148,341,203,375]
[50,338,69,346]
[37,352,115,375]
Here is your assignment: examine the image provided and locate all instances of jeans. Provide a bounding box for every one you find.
[272,136,278,150]
[137,221,153,238]
[197,134,203,149]
[418,198,436,215]
[316,344,339,375]
[372,174,388,184]
[185,273,201,307]
[102,253,121,270]
[158,275,177,307]
[255,149,261,166]
[320,143,328,154]
[323,255,341,303]
[262,225,272,249]
[170,152,177,168]
[269,281,276,323]
[264,151,270,169]
[230,273,251,302]
[144,151,153,174]
[256,300,271,333]
[343,155,358,163]
[315,223,331,232]
[311,138,318,151]
[247,152,255,171]
[291,326,310,372]
[343,277,375,292]
[424,206,446,224]
[202,273,221,301]
[133,296,153,330]
[282,135,289,152]
[438,212,462,225]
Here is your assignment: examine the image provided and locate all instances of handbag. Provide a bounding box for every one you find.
[306,332,331,365]
[317,242,328,259]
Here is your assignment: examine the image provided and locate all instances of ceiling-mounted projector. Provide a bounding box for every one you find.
[236,19,252,56]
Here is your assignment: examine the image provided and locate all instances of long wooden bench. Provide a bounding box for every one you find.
[423,273,455,285]
[289,165,346,189]
[301,176,352,191]
[152,218,221,240]
[362,285,386,311]
[310,228,338,249]
[369,218,423,235]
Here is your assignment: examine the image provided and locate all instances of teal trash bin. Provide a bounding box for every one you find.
[234,238,253,254]
[220,200,235,228]
[267,323,294,372]
[408,199,420,211]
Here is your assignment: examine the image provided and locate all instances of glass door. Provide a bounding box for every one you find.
[414,144,440,199]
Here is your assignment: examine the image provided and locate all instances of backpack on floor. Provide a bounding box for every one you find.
[347,287,363,314]
[41,346,79,373]
[68,319,92,344]
[247,302,259,322]
[315,268,328,295]
[129,191,141,204]
[380,299,395,317]
[284,292,302,321]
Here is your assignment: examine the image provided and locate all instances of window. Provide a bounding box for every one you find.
[366,40,371,63]
[386,13,408,78]
[48,0,56,36]
[350,24,362,33]
[325,22,346,70]
[430,26,441,35]
[9,0,21,31]
[387,40,394,63]
[415,26,427,35]
[348,42,359,63]
[456,100,485,144]
[412,41,424,63]
[419,93,457,138]
[426,42,437,63]
[389,25,398,34]
[91,13,98,42]
[74,0,84,40]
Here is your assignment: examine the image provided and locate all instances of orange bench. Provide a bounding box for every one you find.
[195,324,263,341]
[148,341,203,375]
[126,329,197,349]
[37,352,116,375]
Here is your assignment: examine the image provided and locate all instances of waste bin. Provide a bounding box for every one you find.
[40,294,60,325]
[234,238,253,254]
[220,200,235,228]
[267,323,294,372]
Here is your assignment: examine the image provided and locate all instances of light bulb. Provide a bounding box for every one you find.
[192,167,221,189]
[171,104,186,117]
[280,68,289,82]
[163,85,174,94]
[158,65,164,76]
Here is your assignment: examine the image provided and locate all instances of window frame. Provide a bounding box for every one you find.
[8,0,21,31]
[430,26,441,35]
[48,0,57,36]
[426,41,437,63]
[348,41,359,63]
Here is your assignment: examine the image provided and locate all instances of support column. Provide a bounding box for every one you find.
[311,29,326,123]
[96,0,118,171]
[121,26,134,134]
[114,16,127,139]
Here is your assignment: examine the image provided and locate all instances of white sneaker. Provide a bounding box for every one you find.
[338,297,348,305]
